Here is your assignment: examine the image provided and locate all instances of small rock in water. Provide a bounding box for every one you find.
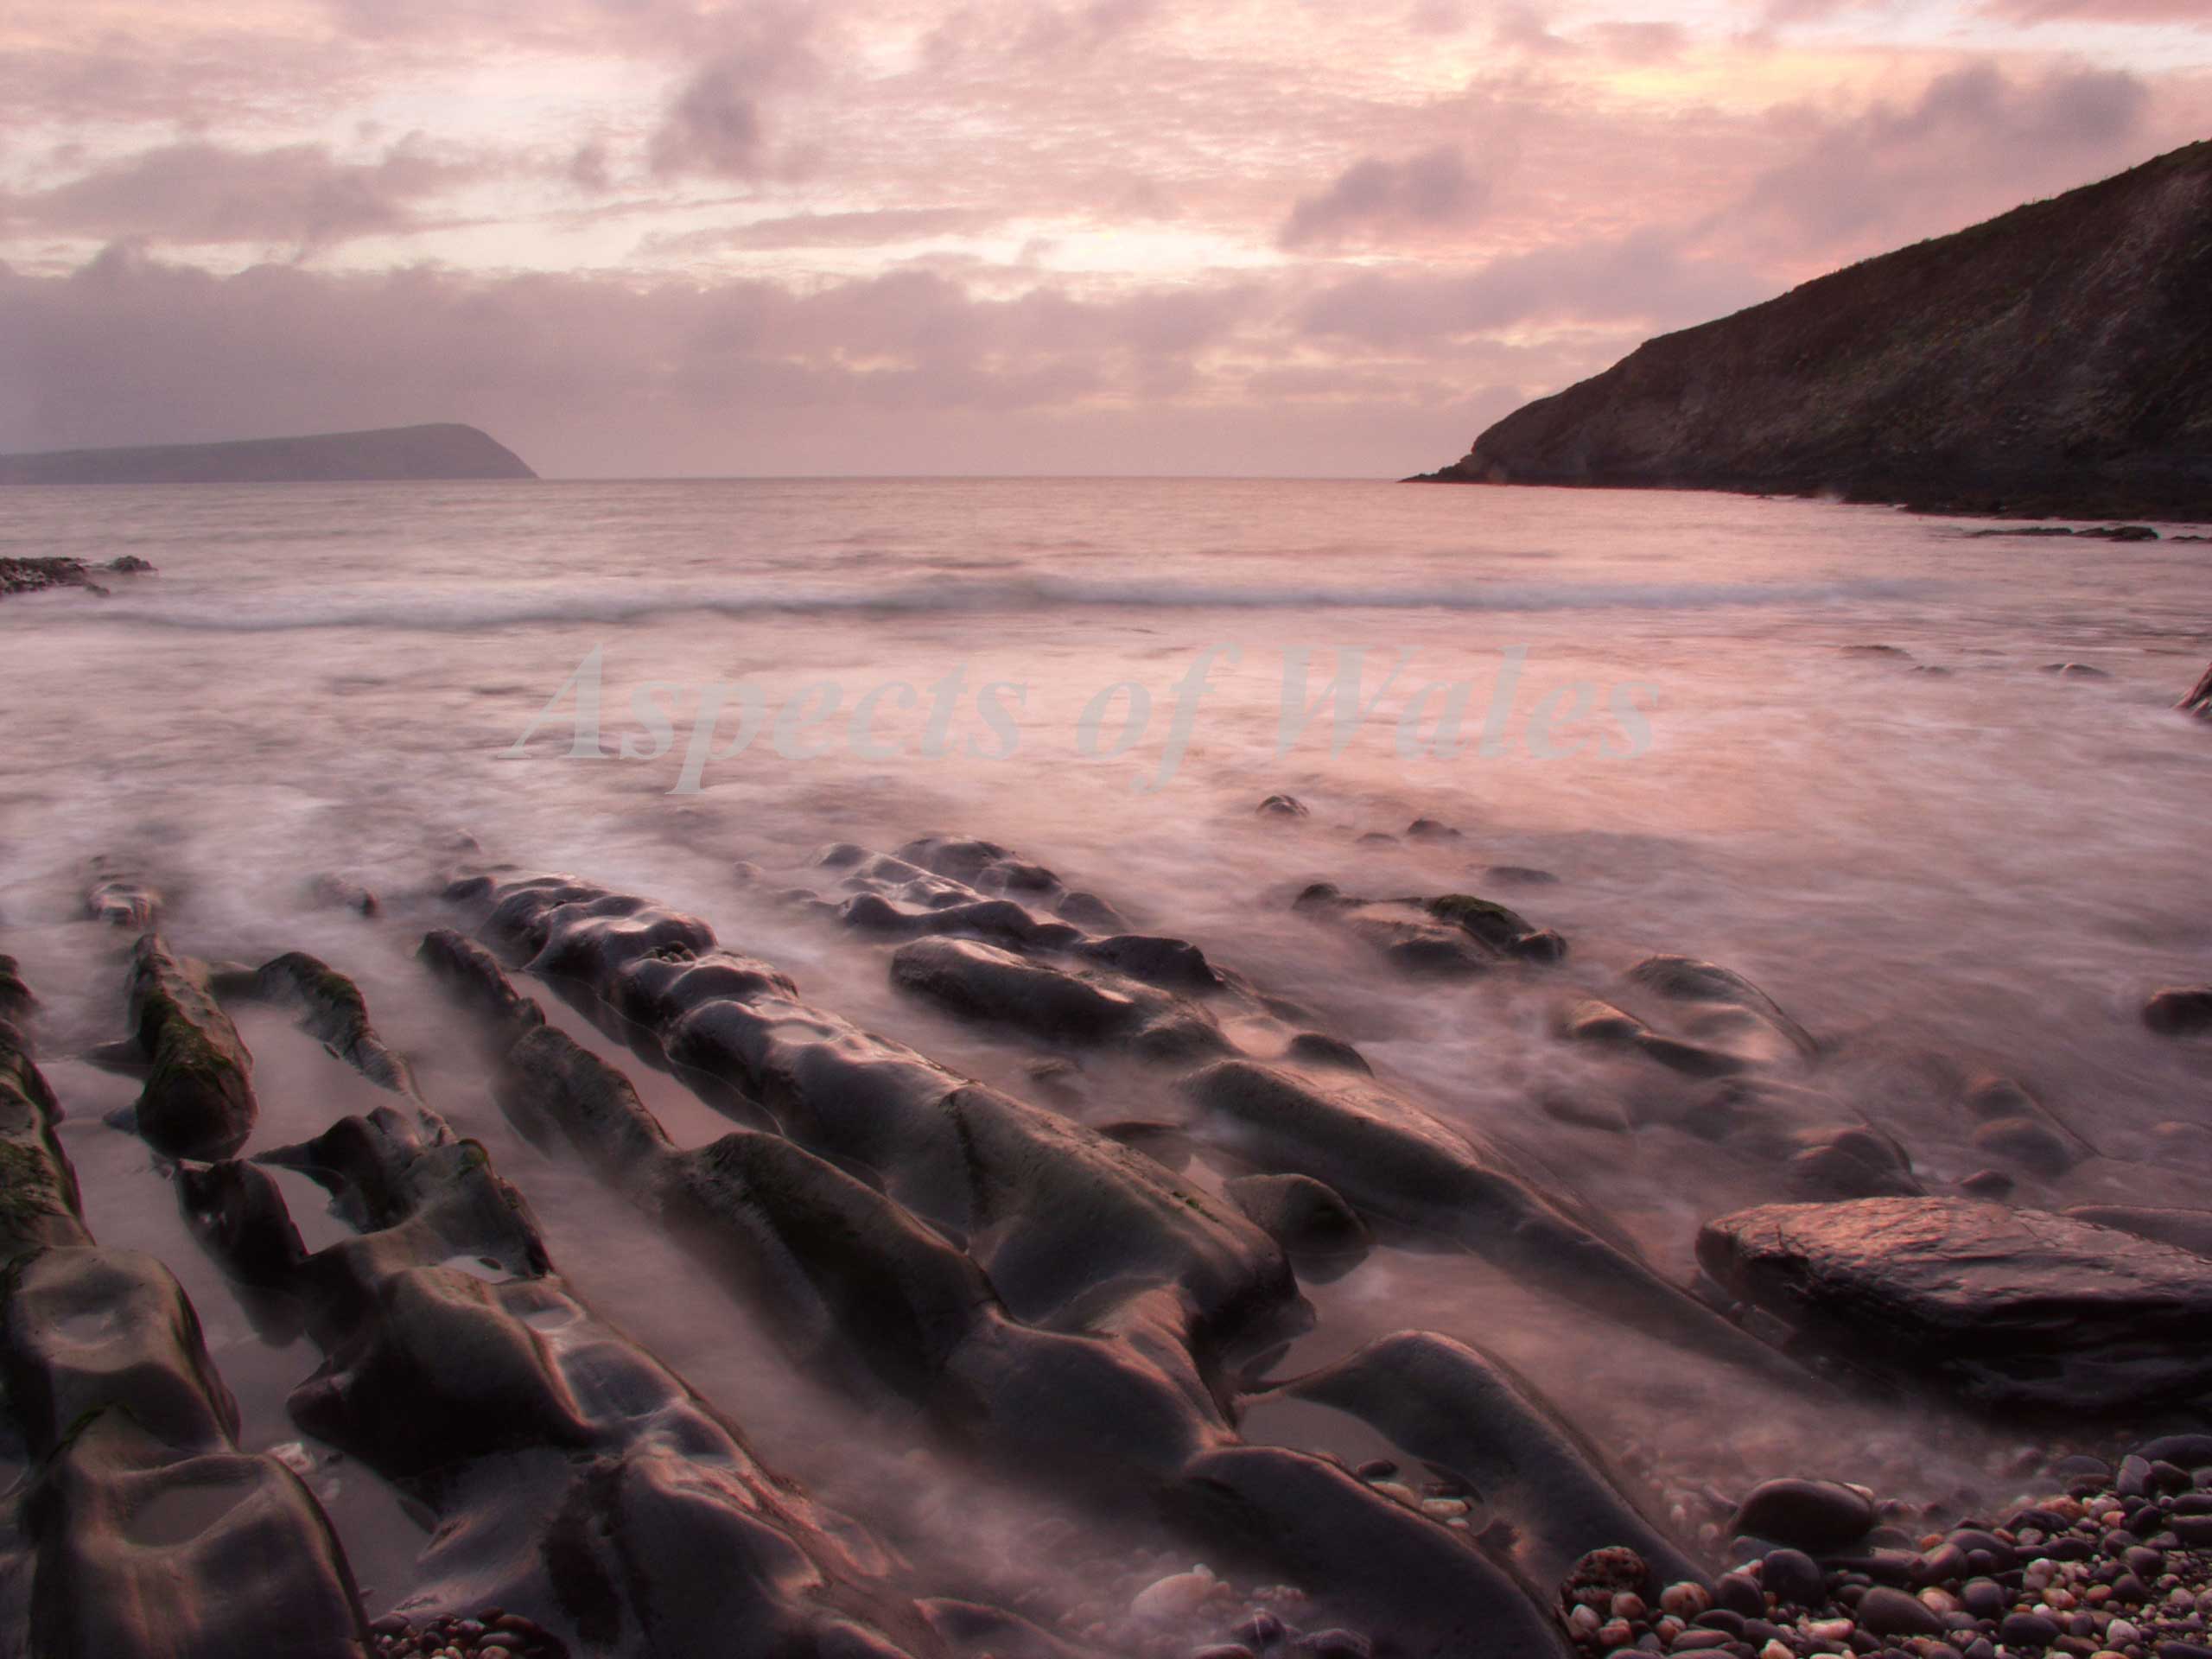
[1256,795,1309,817]
[2144,987,2212,1037]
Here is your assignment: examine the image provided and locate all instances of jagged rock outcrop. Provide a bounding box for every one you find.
[0,423,535,485]
[1412,142,2212,519]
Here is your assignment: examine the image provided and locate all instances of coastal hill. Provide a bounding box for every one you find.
[1411,141,2212,519]
[0,423,536,485]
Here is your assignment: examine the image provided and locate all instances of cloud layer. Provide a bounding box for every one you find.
[1,0,2204,474]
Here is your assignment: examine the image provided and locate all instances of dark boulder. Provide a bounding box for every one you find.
[1224,1173,1371,1268]
[1699,1198,2212,1409]
[2145,988,2212,1036]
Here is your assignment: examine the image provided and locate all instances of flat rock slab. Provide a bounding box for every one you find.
[1698,1198,2212,1411]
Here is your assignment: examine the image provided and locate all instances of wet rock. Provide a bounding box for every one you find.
[1294,1332,1706,1595]
[175,1160,308,1286]
[1961,1076,2087,1177]
[307,873,381,917]
[2039,662,2110,678]
[454,874,1291,1340]
[2145,988,2212,1036]
[1482,866,1560,887]
[1296,885,1564,975]
[2063,1205,2212,1261]
[121,935,257,1161]
[1224,1173,1372,1268]
[1056,890,1125,930]
[417,926,549,1043]
[1625,956,1816,1064]
[1956,1169,2014,1198]
[1560,999,1745,1079]
[0,953,37,1028]
[893,935,1225,1057]
[1714,1575,1765,1618]
[1185,1058,1804,1382]
[444,874,1588,1656]
[1786,1129,1923,1200]
[897,835,1061,896]
[1257,796,1309,817]
[1284,1033,1370,1074]
[0,556,118,597]
[1699,1198,2212,1408]
[1077,933,1223,991]
[1760,1548,1826,1608]
[1096,1118,1196,1170]
[2180,659,2212,719]
[1998,1611,2059,1646]
[1856,1586,1946,1638]
[0,1020,91,1261]
[1404,819,1461,842]
[1732,1478,1876,1554]
[1294,885,1490,978]
[215,950,417,1096]
[1426,894,1567,962]
[85,861,161,930]
[3,1245,369,1657]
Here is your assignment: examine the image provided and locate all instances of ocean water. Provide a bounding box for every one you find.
[3,477,2209,1622]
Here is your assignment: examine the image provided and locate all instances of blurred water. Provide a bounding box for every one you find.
[2,476,2209,1605]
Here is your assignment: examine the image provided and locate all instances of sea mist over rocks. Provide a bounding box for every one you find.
[1,477,2209,1659]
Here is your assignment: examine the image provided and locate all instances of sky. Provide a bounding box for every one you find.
[0,0,2205,476]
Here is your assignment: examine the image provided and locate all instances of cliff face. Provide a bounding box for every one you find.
[1414,142,2212,519]
[0,423,537,485]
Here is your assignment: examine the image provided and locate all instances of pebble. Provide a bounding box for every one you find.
[1560,1442,2212,1659]
[1132,1568,1220,1621]
[1764,1548,1827,1608]
[1857,1585,1947,1637]
[1662,1582,1714,1619]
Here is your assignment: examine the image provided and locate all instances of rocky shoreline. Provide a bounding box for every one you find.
[1,815,2209,1657]
[0,554,155,597]
[1560,1443,2212,1659]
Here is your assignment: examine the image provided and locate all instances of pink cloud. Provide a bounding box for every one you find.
[1280,147,1491,250]
[0,141,474,251]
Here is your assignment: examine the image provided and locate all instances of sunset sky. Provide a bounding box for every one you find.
[1,0,2205,476]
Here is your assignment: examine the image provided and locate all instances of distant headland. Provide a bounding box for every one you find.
[1409,141,2212,521]
[0,423,537,485]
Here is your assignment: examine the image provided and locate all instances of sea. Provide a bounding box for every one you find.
[2,476,2208,1620]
